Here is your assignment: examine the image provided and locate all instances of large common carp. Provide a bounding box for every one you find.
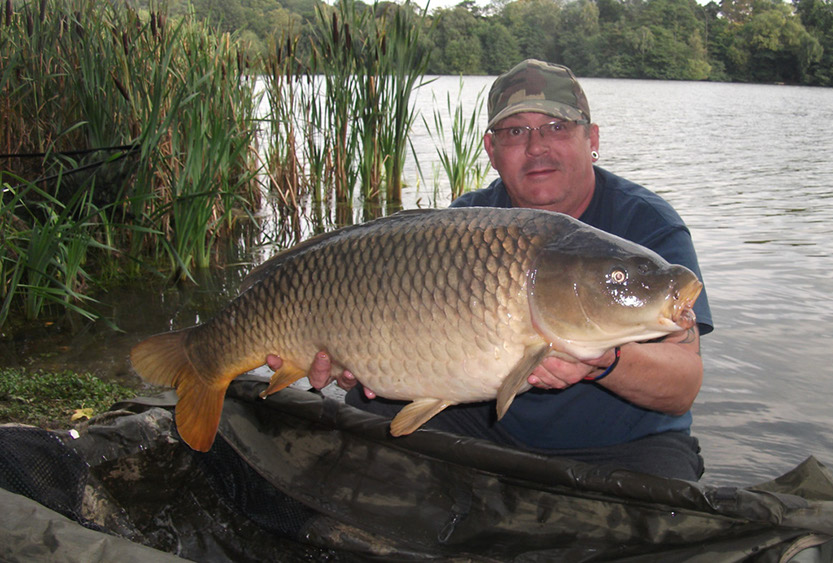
[131,207,702,452]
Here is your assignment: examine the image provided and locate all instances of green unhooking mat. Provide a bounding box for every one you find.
[2,376,833,562]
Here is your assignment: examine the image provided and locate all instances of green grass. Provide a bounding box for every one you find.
[0,368,137,429]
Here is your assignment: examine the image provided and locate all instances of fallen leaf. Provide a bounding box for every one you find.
[71,408,95,421]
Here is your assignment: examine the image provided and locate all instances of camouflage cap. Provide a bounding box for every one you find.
[487,59,591,130]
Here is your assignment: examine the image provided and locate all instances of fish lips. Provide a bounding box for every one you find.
[660,278,702,331]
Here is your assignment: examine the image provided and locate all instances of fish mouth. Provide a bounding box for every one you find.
[661,279,703,330]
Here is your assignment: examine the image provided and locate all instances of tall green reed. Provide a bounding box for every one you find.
[260,0,431,233]
[1,0,260,324]
[311,2,365,227]
[261,36,320,244]
[375,4,432,213]
[149,25,259,277]
[0,173,105,326]
[424,79,489,201]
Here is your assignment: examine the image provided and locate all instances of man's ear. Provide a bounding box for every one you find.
[589,123,600,153]
[483,132,497,169]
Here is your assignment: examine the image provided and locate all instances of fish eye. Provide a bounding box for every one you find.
[609,268,627,284]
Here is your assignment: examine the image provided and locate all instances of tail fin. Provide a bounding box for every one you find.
[130,331,226,452]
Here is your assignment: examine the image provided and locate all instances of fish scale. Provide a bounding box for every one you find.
[131,207,702,451]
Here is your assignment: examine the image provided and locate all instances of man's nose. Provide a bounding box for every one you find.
[525,128,550,154]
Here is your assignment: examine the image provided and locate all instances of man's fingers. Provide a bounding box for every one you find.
[266,354,282,371]
[266,352,371,397]
[527,361,592,389]
[307,351,333,389]
[336,370,357,391]
[310,351,330,375]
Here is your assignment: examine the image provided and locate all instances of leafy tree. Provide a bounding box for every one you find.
[734,0,822,82]
[429,5,484,73]
[685,28,713,79]
[597,21,641,76]
[596,0,628,24]
[446,36,485,73]
[720,0,757,23]
[794,0,833,85]
[476,20,522,74]
[499,0,561,62]
[554,0,601,75]
[633,0,710,79]
[192,0,247,32]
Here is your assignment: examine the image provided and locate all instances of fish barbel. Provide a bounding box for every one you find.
[131,208,702,451]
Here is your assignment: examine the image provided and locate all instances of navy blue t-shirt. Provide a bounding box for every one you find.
[450,167,713,449]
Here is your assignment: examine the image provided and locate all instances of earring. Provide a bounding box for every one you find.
[591,150,600,160]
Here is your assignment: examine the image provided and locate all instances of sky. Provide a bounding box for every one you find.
[407,0,713,12]
[409,0,492,12]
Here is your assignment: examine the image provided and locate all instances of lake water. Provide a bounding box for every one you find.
[408,76,833,486]
[4,76,832,487]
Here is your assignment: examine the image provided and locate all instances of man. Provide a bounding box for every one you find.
[268,60,712,480]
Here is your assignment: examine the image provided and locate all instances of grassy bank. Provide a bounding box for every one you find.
[0,367,137,429]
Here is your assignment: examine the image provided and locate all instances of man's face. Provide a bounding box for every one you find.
[484,112,600,217]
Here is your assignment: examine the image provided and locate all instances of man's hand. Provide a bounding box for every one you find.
[527,326,703,416]
[265,352,377,399]
[527,348,617,389]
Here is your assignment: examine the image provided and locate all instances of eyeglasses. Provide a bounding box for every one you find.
[490,120,589,146]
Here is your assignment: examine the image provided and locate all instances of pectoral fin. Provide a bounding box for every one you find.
[259,361,308,398]
[496,343,552,420]
[390,398,453,436]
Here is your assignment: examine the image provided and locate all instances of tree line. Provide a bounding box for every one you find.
[144,0,833,85]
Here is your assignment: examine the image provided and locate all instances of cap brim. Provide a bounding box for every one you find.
[487,101,586,130]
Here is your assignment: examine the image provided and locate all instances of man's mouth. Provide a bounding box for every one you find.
[524,164,559,178]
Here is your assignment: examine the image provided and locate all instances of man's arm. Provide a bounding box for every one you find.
[527,325,703,415]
